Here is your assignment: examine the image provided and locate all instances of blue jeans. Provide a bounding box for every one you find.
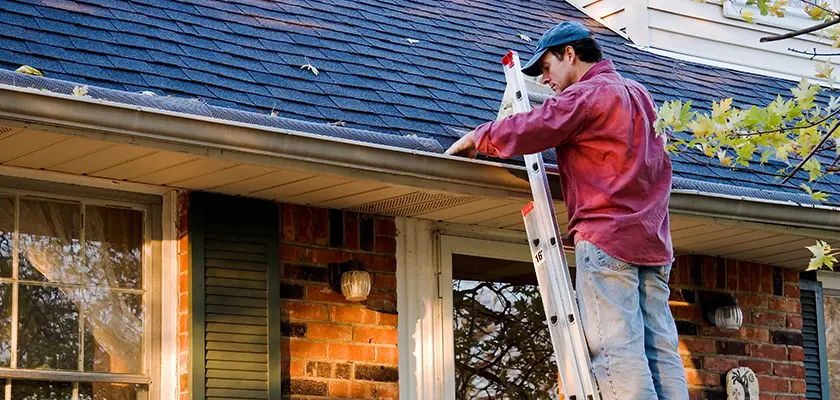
[575,240,688,400]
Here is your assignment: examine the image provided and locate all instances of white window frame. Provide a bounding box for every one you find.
[0,174,177,400]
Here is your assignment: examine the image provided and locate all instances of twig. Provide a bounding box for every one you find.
[760,17,840,42]
[788,47,840,58]
[782,120,840,183]
[798,0,840,18]
[732,107,840,137]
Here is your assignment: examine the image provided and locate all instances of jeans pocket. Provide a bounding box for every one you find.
[592,245,631,272]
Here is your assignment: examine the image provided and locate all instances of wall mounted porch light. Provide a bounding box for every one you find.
[329,260,371,302]
[701,292,743,331]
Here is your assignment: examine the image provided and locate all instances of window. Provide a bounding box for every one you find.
[0,189,153,400]
[438,235,576,400]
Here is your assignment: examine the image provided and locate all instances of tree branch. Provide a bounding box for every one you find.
[782,121,840,183]
[760,17,840,42]
[455,359,534,400]
[732,107,840,138]
[798,0,840,18]
[788,47,840,59]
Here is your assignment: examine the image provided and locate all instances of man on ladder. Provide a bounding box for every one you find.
[446,21,689,400]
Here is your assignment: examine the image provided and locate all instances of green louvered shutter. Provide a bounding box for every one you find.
[190,193,281,400]
[799,280,829,400]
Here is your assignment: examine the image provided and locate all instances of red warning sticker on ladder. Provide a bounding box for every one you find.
[502,50,516,68]
[521,201,535,216]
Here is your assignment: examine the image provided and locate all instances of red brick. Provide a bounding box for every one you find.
[758,375,789,393]
[741,327,770,342]
[685,369,720,386]
[699,325,739,338]
[752,311,786,328]
[752,343,788,360]
[670,303,703,322]
[178,334,188,353]
[376,218,397,236]
[313,207,330,246]
[375,347,399,364]
[365,290,397,311]
[770,298,801,313]
[178,314,188,334]
[367,255,397,272]
[350,382,375,398]
[281,203,295,241]
[678,256,690,286]
[760,395,773,400]
[790,379,806,394]
[688,388,705,400]
[739,262,754,292]
[284,302,329,321]
[295,205,314,244]
[289,339,328,358]
[178,235,189,255]
[288,359,307,376]
[310,248,349,265]
[679,337,716,354]
[307,323,353,341]
[375,383,399,400]
[761,265,774,295]
[331,305,378,324]
[784,284,800,299]
[703,356,739,371]
[280,244,304,263]
[375,236,397,254]
[344,212,359,250]
[738,293,768,309]
[354,327,398,345]
[774,363,805,378]
[787,315,803,330]
[374,273,397,290]
[329,381,351,397]
[307,285,349,303]
[783,270,799,283]
[178,292,189,314]
[740,359,773,374]
[703,257,716,289]
[178,352,188,372]
[378,313,398,327]
[328,343,376,362]
[178,251,189,274]
[726,259,739,291]
[179,373,188,393]
[774,396,804,400]
[789,346,804,362]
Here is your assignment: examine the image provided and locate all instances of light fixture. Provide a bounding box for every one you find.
[701,292,743,331]
[329,260,371,302]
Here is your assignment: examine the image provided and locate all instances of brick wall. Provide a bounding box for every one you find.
[176,192,190,400]
[279,204,399,399]
[669,255,805,400]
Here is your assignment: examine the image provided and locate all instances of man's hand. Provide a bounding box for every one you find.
[445,130,478,158]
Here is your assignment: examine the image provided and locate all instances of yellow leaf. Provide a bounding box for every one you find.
[806,240,836,270]
[741,10,756,23]
[15,65,43,76]
[816,59,835,79]
[713,98,733,120]
[72,85,89,97]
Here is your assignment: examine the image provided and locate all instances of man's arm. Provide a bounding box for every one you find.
[446,89,588,158]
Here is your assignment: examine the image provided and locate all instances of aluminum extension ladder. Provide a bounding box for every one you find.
[500,50,601,400]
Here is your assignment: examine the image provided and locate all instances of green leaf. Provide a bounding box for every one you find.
[800,184,831,202]
[688,115,717,138]
[804,158,822,182]
[713,98,733,121]
[742,10,756,23]
[806,240,837,270]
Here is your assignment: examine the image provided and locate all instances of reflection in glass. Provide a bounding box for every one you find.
[17,284,79,371]
[453,280,559,400]
[0,195,12,278]
[84,291,144,374]
[11,380,73,400]
[18,199,81,283]
[85,206,143,289]
[79,382,146,400]
[0,283,10,367]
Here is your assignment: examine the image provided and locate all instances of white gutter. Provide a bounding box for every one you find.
[1,85,839,233]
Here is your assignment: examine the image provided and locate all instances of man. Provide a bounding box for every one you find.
[445,21,689,400]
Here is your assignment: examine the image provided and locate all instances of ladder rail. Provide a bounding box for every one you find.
[501,50,600,400]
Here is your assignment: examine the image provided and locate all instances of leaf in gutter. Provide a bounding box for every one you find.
[516,33,532,42]
[301,62,319,76]
[15,65,43,76]
[741,10,756,23]
[328,121,346,127]
[406,38,420,44]
[270,110,279,117]
[72,85,89,97]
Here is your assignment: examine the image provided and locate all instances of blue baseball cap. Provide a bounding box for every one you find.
[521,21,593,77]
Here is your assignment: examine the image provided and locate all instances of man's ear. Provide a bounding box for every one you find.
[565,45,576,63]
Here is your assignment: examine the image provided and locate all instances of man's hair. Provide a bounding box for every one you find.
[549,37,603,63]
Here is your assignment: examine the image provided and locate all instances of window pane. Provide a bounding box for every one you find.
[85,206,143,289]
[79,382,147,400]
[453,280,559,400]
[0,283,10,367]
[84,291,144,374]
[11,380,73,400]
[18,199,81,284]
[0,195,13,278]
[17,284,79,370]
